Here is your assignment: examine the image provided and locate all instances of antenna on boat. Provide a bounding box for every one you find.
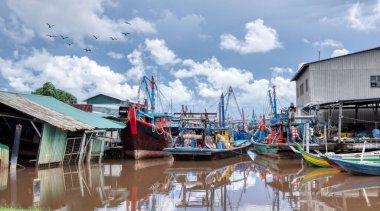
[221,92,225,127]
[150,76,155,114]
[272,85,278,119]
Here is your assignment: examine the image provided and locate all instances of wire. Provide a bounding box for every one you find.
[341,116,380,124]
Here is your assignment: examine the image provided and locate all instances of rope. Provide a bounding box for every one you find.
[341,116,380,124]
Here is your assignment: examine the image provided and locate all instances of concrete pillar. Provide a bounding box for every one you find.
[10,124,22,169]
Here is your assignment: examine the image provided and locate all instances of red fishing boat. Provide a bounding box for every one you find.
[119,76,174,159]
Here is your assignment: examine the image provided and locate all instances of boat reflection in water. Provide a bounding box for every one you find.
[1,152,380,210]
[166,155,253,210]
[293,165,380,210]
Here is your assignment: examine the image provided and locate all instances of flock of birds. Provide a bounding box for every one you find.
[45,21,131,52]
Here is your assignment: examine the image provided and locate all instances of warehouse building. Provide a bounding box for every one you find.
[291,47,380,138]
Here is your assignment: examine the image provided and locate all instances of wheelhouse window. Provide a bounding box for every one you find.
[300,83,304,96]
[306,79,309,92]
[371,75,380,87]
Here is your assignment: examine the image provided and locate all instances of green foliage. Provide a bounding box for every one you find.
[32,82,77,104]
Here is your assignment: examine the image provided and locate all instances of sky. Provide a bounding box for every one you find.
[1,0,380,117]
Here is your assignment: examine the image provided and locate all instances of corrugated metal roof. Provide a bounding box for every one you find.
[22,93,125,130]
[0,91,125,131]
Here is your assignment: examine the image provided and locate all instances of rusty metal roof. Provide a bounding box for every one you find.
[0,91,125,131]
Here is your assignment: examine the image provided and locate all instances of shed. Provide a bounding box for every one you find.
[0,91,125,168]
[84,94,124,105]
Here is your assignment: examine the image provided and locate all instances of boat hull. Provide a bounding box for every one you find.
[251,142,299,159]
[325,156,380,175]
[164,142,252,161]
[121,119,172,160]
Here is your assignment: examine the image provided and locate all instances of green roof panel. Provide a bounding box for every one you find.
[22,94,125,130]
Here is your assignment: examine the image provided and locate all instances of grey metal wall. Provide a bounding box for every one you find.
[309,49,380,105]
[296,68,311,107]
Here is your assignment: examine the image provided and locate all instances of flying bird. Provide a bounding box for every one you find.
[66,42,73,46]
[109,37,117,40]
[46,34,57,38]
[122,32,130,37]
[83,48,91,52]
[60,35,68,39]
[46,23,54,28]
[125,21,131,25]
[93,35,99,39]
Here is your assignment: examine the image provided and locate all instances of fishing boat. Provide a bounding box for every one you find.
[323,156,380,175]
[164,90,251,161]
[293,142,380,169]
[293,142,330,167]
[119,76,174,159]
[251,86,331,159]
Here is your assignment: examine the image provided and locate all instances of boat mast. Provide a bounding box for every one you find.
[150,76,155,114]
[221,92,225,127]
[272,85,278,119]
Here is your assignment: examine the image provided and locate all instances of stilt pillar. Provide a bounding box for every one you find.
[10,124,22,169]
[338,102,343,142]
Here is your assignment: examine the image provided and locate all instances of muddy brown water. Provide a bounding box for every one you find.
[0,153,379,211]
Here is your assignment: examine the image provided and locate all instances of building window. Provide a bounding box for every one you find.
[297,87,299,97]
[300,83,304,96]
[370,75,380,87]
[306,79,309,92]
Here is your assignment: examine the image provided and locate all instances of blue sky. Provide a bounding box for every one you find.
[0,0,379,116]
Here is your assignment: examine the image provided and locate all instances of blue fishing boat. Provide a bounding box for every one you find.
[164,90,251,161]
[325,156,380,175]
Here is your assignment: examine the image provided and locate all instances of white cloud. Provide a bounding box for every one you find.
[128,17,157,34]
[347,1,380,31]
[313,39,343,48]
[172,57,253,88]
[331,48,350,57]
[197,83,221,98]
[125,49,145,81]
[271,77,296,106]
[0,15,34,44]
[5,0,156,45]
[270,67,293,77]
[159,79,194,105]
[107,51,124,60]
[145,38,181,65]
[220,19,282,54]
[0,48,138,101]
[156,11,206,40]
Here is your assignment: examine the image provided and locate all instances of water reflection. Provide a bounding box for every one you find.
[0,153,380,210]
[166,156,253,210]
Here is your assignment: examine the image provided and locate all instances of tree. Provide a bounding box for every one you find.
[33,82,77,104]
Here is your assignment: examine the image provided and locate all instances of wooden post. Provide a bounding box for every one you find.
[338,102,343,142]
[10,124,22,169]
